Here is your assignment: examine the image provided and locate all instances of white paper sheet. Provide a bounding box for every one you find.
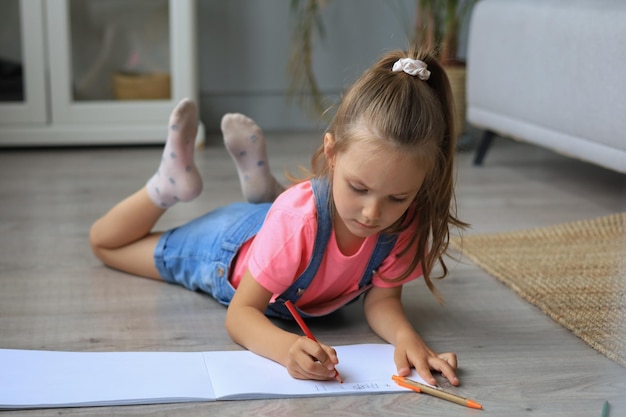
[0,344,427,409]
[1,350,214,408]
[204,344,414,399]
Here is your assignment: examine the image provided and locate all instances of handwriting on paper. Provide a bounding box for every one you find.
[314,380,395,393]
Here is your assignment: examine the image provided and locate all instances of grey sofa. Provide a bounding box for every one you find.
[466,0,626,173]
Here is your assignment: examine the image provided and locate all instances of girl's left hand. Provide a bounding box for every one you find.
[393,334,459,387]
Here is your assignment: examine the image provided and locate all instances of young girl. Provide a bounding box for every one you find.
[90,48,466,387]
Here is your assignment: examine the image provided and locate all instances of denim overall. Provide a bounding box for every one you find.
[154,178,397,320]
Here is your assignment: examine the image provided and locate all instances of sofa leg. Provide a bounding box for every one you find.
[473,130,496,166]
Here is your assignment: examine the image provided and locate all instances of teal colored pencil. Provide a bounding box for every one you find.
[601,401,609,417]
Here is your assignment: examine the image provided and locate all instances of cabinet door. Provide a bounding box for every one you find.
[0,0,47,125]
[46,0,197,128]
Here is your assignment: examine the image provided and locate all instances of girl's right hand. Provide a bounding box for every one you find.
[285,336,340,380]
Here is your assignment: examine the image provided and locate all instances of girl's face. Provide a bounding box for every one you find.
[325,132,428,252]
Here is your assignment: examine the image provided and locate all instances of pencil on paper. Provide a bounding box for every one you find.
[284,300,343,383]
[392,375,483,410]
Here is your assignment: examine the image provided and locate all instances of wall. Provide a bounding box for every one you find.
[196,0,420,133]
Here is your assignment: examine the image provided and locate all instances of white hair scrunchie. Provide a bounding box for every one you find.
[392,58,430,80]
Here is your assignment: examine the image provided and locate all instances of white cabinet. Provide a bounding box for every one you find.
[0,0,204,146]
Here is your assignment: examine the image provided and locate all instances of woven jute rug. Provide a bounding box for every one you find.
[450,213,626,367]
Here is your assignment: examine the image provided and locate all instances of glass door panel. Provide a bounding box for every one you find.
[68,0,171,102]
[0,0,46,125]
[47,0,194,126]
[0,0,24,102]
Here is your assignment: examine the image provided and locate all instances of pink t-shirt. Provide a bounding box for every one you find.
[230,181,423,315]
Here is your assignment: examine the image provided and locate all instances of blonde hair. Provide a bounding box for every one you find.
[293,47,467,303]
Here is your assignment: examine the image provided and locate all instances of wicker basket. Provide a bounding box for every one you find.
[113,72,171,100]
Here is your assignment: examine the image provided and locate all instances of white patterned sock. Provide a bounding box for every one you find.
[146,99,202,208]
[221,113,283,203]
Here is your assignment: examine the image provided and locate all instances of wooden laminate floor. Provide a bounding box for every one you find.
[0,131,625,417]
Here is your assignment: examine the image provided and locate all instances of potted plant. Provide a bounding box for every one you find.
[288,0,479,134]
[414,0,479,137]
[287,0,330,118]
[414,0,478,65]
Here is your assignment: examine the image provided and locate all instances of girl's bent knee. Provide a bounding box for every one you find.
[88,228,105,262]
[88,223,110,263]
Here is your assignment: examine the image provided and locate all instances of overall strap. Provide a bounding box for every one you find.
[266,178,332,319]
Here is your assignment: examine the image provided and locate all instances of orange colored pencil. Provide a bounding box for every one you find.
[392,375,483,410]
[284,300,343,383]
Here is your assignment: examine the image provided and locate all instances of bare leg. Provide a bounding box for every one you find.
[221,113,285,203]
[90,99,202,279]
[90,188,165,279]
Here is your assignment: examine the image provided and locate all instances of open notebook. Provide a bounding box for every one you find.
[0,343,427,409]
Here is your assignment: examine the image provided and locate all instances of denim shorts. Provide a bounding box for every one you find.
[154,202,271,305]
